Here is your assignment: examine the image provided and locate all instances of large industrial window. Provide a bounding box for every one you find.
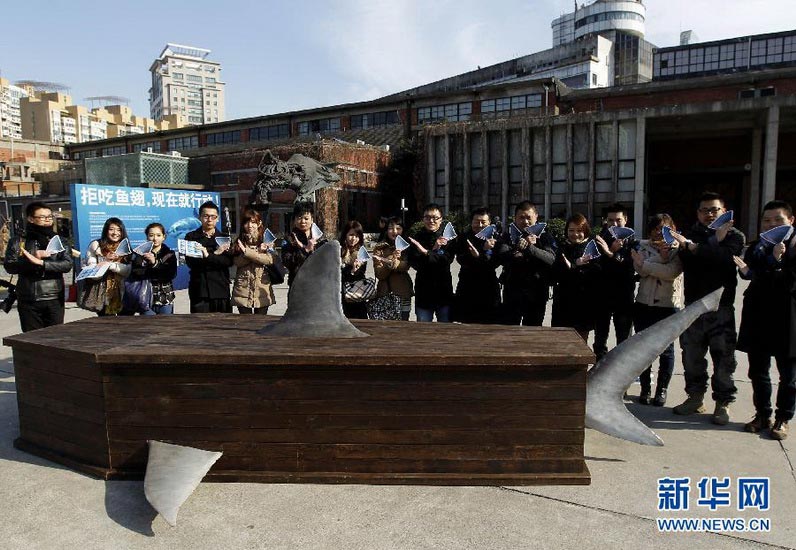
[249,124,289,141]
[417,103,472,124]
[206,130,241,146]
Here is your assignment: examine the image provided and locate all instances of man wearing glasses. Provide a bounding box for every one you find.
[407,203,454,322]
[184,201,233,313]
[670,191,745,425]
[3,201,73,332]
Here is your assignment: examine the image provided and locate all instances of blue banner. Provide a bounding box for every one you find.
[69,184,221,290]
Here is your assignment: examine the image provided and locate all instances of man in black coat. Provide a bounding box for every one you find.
[407,203,453,322]
[452,207,501,324]
[670,191,745,425]
[4,201,73,332]
[497,201,555,326]
[735,200,796,440]
[592,204,637,362]
[185,201,233,313]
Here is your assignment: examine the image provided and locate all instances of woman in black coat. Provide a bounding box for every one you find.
[551,213,602,342]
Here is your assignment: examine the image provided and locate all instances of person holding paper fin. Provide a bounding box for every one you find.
[339,220,369,319]
[372,217,413,321]
[407,203,454,323]
[669,191,745,425]
[592,204,637,362]
[497,201,555,326]
[122,223,178,315]
[734,200,796,440]
[3,201,73,332]
[231,208,276,315]
[453,207,501,324]
[185,201,234,313]
[86,217,132,316]
[282,202,328,287]
[551,213,602,342]
[630,213,683,406]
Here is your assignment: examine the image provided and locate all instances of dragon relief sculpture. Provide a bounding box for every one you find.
[249,149,341,205]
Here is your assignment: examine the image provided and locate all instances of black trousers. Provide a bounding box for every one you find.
[190,298,232,313]
[500,285,547,327]
[237,306,269,315]
[18,299,65,333]
[748,352,796,422]
[593,303,633,362]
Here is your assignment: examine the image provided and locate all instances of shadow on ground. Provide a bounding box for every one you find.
[104,481,158,537]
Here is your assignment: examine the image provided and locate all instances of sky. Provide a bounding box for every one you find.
[2,0,795,121]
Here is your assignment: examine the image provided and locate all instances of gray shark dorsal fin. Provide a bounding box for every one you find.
[258,240,368,338]
[585,288,722,446]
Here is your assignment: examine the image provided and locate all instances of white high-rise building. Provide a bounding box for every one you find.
[149,43,226,125]
[0,77,28,138]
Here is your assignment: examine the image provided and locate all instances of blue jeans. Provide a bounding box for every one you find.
[143,303,174,315]
[416,305,451,323]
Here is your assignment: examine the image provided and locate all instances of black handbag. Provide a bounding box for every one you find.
[265,253,287,286]
[0,277,16,314]
[77,277,107,313]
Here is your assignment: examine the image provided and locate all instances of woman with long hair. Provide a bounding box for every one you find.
[551,213,602,342]
[631,214,683,405]
[232,208,276,315]
[372,217,414,321]
[122,222,178,315]
[339,220,368,319]
[86,217,131,316]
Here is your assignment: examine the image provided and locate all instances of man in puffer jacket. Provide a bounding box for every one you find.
[4,201,73,332]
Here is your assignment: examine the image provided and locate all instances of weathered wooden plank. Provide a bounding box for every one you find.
[106,411,583,431]
[108,427,585,446]
[102,380,585,400]
[15,378,106,410]
[18,427,108,467]
[101,366,586,383]
[198,469,592,486]
[14,365,104,396]
[103,398,584,417]
[17,392,107,425]
[110,443,584,462]
[18,403,109,450]
[11,349,101,382]
[7,316,595,366]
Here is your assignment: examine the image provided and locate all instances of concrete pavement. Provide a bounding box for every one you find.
[0,267,793,549]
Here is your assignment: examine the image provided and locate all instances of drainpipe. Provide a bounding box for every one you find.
[543,83,550,117]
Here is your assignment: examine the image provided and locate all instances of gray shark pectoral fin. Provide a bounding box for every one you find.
[144,440,222,527]
[258,240,368,338]
[585,288,722,446]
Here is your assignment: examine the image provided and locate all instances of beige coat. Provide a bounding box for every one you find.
[634,239,683,309]
[232,246,276,309]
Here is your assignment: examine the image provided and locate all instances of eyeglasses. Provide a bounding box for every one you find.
[423,216,442,222]
[201,215,219,220]
[32,215,54,221]
[698,207,722,215]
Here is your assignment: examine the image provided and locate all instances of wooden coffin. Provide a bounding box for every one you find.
[5,315,593,485]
